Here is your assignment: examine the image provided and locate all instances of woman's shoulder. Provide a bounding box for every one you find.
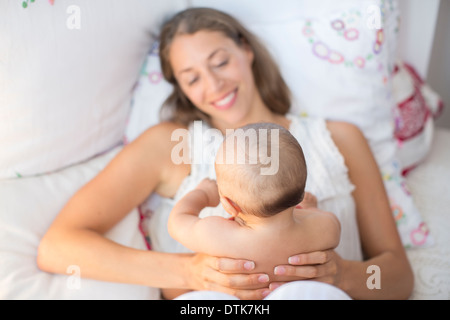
[288,114,365,156]
[287,114,340,152]
[324,121,368,158]
[129,121,191,198]
[133,121,188,150]
[325,121,363,141]
[287,115,358,199]
[126,121,189,166]
[140,121,189,139]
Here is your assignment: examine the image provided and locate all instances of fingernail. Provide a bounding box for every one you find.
[274,266,286,275]
[288,256,300,264]
[269,283,281,291]
[258,274,269,283]
[244,261,255,270]
[262,290,271,298]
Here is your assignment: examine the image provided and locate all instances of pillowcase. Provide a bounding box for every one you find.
[392,60,445,175]
[0,146,159,299]
[125,42,173,143]
[126,0,433,248]
[0,0,186,179]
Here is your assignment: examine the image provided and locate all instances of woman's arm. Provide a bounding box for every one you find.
[37,123,270,298]
[37,122,191,287]
[327,122,414,299]
[274,122,414,299]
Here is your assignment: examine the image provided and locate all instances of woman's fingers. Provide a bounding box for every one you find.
[200,263,271,299]
[205,265,270,288]
[217,273,270,289]
[186,253,270,300]
[217,286,271,300]
[203,281,271,300]
[273,250,340,287]
[287,250,332,266]
[198,255,270,290]
[274,264,324,278]
[272,264,336,288]
[236,288,271,300]
[274,250,331,278]
[213,257,256,273]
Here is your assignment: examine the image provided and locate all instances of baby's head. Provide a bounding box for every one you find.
[215,123,306,218]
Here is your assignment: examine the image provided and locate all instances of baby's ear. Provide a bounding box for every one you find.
[220,196,242,217]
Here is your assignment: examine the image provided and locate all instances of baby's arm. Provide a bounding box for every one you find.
[168,178,219,241]
[295,207,341,253]
[165,179,224,300]
[297,192,318,209]
[294,192,340,251]
[168,179,241,256]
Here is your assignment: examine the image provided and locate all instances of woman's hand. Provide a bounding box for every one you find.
[187,253,271,300]
[270,250,346,292]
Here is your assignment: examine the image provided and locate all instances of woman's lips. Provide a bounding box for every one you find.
[211,89,238,110]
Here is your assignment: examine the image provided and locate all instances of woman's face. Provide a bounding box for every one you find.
[169,30,265,129]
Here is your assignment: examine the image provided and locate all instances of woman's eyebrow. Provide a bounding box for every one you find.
[178,48,226,75]
[207,48,225,60]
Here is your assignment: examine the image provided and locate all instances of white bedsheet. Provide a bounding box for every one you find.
[0,129,448,300]
[0,147,159,299]
[405,128,450,300]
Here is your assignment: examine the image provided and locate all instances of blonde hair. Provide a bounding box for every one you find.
[158,7,292,126]
[215,123,306,217]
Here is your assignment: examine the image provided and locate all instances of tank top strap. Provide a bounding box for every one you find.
[187,120,223,181]
[286,113,355,201]
[169,121,223,204]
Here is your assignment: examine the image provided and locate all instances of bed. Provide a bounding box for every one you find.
[0,0,448,299]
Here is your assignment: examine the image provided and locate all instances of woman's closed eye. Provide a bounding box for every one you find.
[188,76,199,86]
[215,59,229,68]
[185,60,228,86]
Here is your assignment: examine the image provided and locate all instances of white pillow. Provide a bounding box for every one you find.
[125,42,173,143]
[0,0,187,179]
[0,146,159,299]
[127,1,433,248]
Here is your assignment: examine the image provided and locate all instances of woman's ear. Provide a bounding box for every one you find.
[220,196,242,217]
[240,37,254,65]
[245,45,254,65]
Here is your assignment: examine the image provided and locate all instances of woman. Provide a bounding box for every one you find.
[37,8,413,300]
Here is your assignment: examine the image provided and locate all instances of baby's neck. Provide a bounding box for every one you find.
[236,207,296,229]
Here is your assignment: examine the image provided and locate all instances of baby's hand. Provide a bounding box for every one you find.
[195,178,220,207]
[297,192,318,209]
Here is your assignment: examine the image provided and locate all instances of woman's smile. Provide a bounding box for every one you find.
[211,88,238,110]
[169,30,268,128]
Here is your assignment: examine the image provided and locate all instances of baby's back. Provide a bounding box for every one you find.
[233,209,340,282]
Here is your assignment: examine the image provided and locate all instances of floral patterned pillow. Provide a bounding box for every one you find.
[256,0,434,248]
[127,0,434,248]
[392,60,445,175]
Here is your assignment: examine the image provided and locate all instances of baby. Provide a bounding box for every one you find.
[166,122,341,299]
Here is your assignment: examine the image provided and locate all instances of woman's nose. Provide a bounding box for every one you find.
[204,70,224,93]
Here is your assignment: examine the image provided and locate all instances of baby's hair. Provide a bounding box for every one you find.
[215,123,306,217]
